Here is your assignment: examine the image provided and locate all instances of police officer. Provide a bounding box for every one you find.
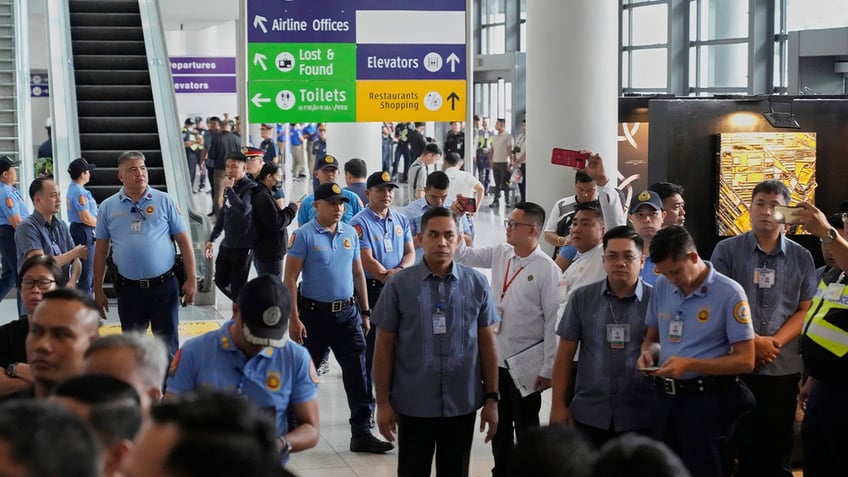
[93,151,197,357]
[66,158,98,294]
[794,201,848,477]
[285,182,392,454]
[205,151,256,301]
[350,171,415,417]
[165,274,320,461]
[0,156,28,314]
[297,155,363,226]
[637,225,755,477]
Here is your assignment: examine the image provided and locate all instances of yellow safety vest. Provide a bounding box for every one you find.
[803,275,848,357]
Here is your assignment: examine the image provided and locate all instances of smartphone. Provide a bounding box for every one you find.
[551,148,587,169]
[457,196,477,213]
[775,205,803,224]
[637,366,661,372]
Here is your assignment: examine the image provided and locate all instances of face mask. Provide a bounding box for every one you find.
[271,181,282,193]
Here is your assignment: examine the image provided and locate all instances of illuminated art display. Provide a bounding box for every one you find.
[716,132,816,236]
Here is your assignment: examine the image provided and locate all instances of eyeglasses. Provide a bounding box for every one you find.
[603,253,641,263]
[504,219,535,230]
[21,278,56,290]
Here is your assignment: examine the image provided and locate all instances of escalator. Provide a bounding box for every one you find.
[69,0,163,202]
[47,0,214,303]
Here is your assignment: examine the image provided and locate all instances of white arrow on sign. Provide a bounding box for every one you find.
[251,93,270,108]
[447,53,460,73]
[253,15,268,34]
[253,53,267,71]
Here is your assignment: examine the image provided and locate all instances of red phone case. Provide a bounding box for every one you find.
[551,148,587,169]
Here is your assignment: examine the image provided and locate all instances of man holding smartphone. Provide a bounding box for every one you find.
[711,179,816,477]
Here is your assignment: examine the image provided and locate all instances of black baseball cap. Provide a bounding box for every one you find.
[0,155,20,173]
[314,183,349,203]
[629,190,664,215]
[238,275,292,348]
[367,171,398,189]
[317,154,339,170]
[184,117,194,126]
[68,158,96,179]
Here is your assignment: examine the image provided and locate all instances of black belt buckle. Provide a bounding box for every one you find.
[663,378,677,395]
[331,300,343,312]
[139,279,150,289]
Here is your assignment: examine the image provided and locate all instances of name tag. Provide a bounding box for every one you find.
[383,237,393,253]
[433,309,447,335]
[754,267,775,289]
[606,323,630,349]
[824,283,844,302]
[669,320,684,343]
[130,220,142,234]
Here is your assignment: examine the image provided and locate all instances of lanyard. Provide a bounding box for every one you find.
[501,257,527,300]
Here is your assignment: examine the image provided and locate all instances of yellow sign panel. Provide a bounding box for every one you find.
[356,80,465,122]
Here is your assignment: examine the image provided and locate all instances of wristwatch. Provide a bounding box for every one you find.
[823,227,838,244]
[484,391,500,402]
[278,435,293,457]
[5,363,16,379]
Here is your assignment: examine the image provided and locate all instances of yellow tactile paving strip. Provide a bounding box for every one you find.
[99,320,222,337]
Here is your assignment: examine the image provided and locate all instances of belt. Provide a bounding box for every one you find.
[654,376,726,396]
[366,279,383,289]
[300,296,355,313]
[116,270,175,289]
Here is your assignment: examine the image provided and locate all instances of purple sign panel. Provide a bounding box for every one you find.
[173,76,236,94]
[170,57,236,75]
[247,0,356,44]
[357,44,465,80]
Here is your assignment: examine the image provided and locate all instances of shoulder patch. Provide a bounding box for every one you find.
[733,301,751,324]
[78,195,87,206]
[288,231,296,248]
[4,197,12,209]
[353,224,363,240]
[168,349,182,377]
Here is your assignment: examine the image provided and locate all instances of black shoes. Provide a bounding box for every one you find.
[350,433,394,454]
[489,201,499,208]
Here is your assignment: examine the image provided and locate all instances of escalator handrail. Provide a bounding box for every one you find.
[138,0,213,295]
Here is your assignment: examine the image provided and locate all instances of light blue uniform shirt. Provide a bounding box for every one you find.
[0,182,27,226]
[288,219,360,302]
[402,198,470,262]
[66,182,98,224]
[711,232,816,375]
[646,262,755,379]
[95,187,186,280]
[371,261,500,418]
[166,321,318,439]
[640,255,659,286]
[296,188,363,226]
[350,208,412,279]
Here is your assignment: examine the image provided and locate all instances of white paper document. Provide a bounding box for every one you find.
[504,341,544,398]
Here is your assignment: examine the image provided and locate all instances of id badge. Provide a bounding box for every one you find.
[824,283,844,302]
[433,307,447,335]
[130,220,142,234]
[754,267,775,289]
[606,324,630,349]
[668,320,684,343]
[383,237,393,253]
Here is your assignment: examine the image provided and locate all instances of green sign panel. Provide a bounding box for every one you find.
[248,43,355,81]
[248,80,357,123]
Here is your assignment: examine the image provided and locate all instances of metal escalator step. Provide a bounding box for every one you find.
[75,69,150,86]
[73,54,148,71]
[82,150,162,168]
[72,40,145,56]
[68,0,140,14]
[76,85,152,101]
[80,132,160,151]
[79,116,158,134]
[78,100,155,117]
[70,12,140,27]
[71,26,143,42]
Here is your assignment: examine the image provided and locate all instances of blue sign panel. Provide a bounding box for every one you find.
[357,44,465,80]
